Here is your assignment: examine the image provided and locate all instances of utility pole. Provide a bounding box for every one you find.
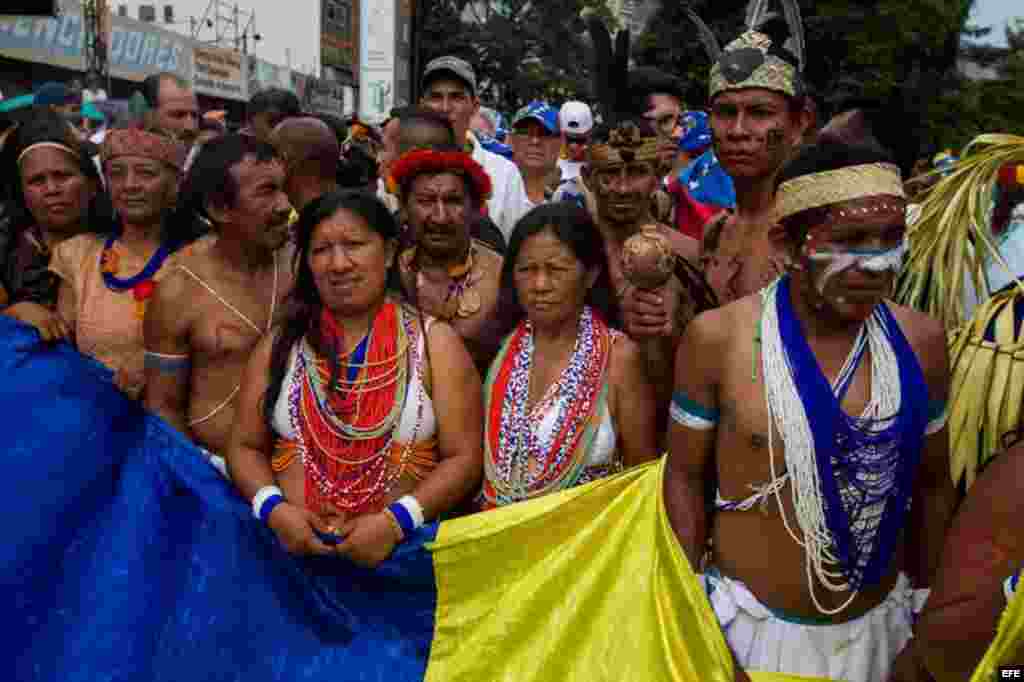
[81,0,109,87]
[191,0,260,54]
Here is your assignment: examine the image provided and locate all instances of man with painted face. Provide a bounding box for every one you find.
[390,144,505,371]
[144,134,294,474]
[686,7,813,306]
[665,139,956,682]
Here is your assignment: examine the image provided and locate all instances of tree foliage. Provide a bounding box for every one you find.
[419,0,616,112]
[635,0,1024,170]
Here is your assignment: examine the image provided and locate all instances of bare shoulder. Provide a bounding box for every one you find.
[686,291,758,347]
[425,317,465,354]
[885,302,948,375]
[609,332,644,381]
[656,222,700,263]
[473,239,504,275]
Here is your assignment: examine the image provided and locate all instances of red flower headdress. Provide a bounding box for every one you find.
[388,148,493,204]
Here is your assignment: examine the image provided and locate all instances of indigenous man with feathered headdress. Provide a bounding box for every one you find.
[686,1,814,306]
[664,6,957,680]
[580,17,716,425]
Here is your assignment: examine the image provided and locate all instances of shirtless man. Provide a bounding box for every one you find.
[686,9,813,305]
[268,117,339,212]
[389,144,504,371]
[666,141,956,682]
[144,134,293,472]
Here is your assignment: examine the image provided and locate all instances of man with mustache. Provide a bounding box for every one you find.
[144,134,294,474]
[390,145,504,372]
[665,139,955,682]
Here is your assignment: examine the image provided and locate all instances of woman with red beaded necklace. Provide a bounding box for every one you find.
[228,189,482,567]
[479,202,659,509]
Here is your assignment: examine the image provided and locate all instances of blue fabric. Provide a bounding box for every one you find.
[479,136,513,159]
[774,276,928,590]
[678,149,736,209]
[511,100,558,134]
[0,315,439,682]
[678,111,712,152]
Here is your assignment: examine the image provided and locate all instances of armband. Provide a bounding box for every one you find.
[925,399,948,436]
[144,350,191,373]
[387,495,425,539]
[252,485,284,524]
[670,390,719,431]
[1005,571,1021,603]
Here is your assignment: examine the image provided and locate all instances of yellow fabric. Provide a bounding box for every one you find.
[425,458,831,682]
[970,569,1024,681]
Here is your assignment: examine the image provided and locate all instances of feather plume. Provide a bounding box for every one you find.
[614,28,631,108]
[744,0,770,31]
[686,9,721,62]
[587,16,616,125]
[780,0,805,71]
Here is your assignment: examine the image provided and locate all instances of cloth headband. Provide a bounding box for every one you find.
[588,121,661,168]
[100,129,187,171]
[775,163,905,222]
[710,30,801,100]
[16,141,79,167]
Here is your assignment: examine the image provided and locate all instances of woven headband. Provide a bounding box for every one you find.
[588,121,661,168]
[16,141,79,167]
[100,129,186,171]
[775,163,905,222]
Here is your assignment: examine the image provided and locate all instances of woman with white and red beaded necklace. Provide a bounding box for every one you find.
[228,189,482,567]
[479,202,658,510]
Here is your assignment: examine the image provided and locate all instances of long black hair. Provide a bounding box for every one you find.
[262,189,400,431]
[499,201,620,335]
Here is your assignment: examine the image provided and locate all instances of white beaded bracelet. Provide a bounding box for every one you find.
[252,485,284,521]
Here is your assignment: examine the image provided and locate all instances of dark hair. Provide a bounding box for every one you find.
[500,202,620,331]
[397,108,456,150]
[141,72,189,108]
[774,139,896,241]
[178,133,280,222]
[627,67,684,117]
[247,88,302,120]
[338,143,379,189]
[0,109,114,235]
[263,189,399,430]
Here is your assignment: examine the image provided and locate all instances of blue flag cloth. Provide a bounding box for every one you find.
[0,315,438,682]
[678,149,736,210]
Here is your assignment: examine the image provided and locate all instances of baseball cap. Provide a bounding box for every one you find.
[34,82,76,107]
[421,56,477,96]
[559,101,593,136]
[512,101,558,135]
[678,111,712,153]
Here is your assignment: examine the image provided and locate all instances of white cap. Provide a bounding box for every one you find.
[559,101,593,136]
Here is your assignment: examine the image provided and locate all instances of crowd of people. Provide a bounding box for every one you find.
[3,3,1024,681]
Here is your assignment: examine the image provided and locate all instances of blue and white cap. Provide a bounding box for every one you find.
[511,101,559,135]
[678,111,712,153]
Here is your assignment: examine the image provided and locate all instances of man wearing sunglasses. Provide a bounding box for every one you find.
[509,101,562,207]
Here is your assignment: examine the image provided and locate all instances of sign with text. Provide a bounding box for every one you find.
[0,8,191,82]
[192,46,245,101]
[358,0,395,123]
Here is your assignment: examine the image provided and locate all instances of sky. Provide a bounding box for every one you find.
[972,0,1020,46]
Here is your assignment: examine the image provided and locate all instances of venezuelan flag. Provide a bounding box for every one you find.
[0,315,826,682]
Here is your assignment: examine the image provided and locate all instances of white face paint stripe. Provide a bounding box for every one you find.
[806,242,906,295]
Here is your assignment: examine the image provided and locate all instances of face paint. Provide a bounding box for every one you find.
[765,127,785,154]
[804,241,906,295]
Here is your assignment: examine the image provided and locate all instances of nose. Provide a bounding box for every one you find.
[327,245,355,272]
[531,269,553,293]
[726,112,749,138]
[42,177,63,195]
[428,198,451,224]
[607,168,629,192]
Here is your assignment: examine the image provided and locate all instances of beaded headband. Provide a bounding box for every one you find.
[588,121,660,168]
[388,148,493,203]
[16,141,79,167]
[100,128,187,171]
[776,163,905,222]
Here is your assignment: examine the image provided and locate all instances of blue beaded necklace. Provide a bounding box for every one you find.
[100,231,172,292]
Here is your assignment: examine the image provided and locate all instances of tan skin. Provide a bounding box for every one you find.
[510,120,561,204]
[143,156,294,454]
[227,208,482,567]
[269,118,340,212]
[57,156,179,397]
[913,444,1024,681]
[420,78,478,145]
[586,157,699,412]
[563,133,589,163]
[666,205,955,680]
[511,230,658,467]
[642,93,684,175]
[702,88,812,302]
[399,172,503,368]
[153,79,199,144]
[3,146,96,341]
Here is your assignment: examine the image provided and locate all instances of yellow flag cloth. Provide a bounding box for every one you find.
[425,458,832,682]
[970,569,1024,681]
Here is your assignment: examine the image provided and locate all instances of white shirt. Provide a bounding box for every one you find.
[558,158,585,183]
[469,132,532,239]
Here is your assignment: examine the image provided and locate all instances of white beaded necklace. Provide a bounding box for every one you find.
[759,279,902,615]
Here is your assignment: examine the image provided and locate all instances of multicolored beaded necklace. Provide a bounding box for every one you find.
[99,231,172,319]
[292,301,425,514]
[400,242,482,319]
[482,306,613,507]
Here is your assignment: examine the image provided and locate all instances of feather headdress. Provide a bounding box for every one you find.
[686,0,806,100]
